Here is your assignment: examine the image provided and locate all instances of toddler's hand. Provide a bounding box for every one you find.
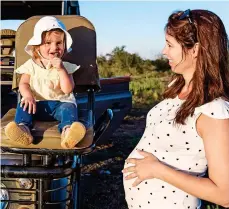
[50,57,64,70]
[20,96,36,114]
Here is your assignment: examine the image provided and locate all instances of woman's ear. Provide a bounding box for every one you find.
[192,43,199,58]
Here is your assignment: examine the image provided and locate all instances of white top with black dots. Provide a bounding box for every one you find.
[123,96,229,209]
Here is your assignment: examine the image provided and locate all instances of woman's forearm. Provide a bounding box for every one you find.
[158,163,229,207]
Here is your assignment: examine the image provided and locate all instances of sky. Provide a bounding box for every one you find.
[1,1,229,60]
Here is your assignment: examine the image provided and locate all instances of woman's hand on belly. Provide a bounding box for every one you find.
[122,149,162,187]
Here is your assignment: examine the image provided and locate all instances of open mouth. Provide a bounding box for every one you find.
[50,52,59,57]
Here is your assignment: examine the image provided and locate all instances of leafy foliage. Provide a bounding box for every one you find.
[152,54,171,72]
[98,46,172,107]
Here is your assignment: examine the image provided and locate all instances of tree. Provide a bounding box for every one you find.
[151,54,170,72]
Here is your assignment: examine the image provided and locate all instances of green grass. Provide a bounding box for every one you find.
[129,73,170,108]
[203,203,224,209]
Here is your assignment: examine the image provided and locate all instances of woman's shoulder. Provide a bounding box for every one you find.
[194,97,229,119]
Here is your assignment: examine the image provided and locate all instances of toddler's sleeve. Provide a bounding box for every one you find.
[63,62,80,74]
[194,98,229,119]
[14,59,34,76]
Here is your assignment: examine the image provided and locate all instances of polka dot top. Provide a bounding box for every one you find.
[123,96,229,209]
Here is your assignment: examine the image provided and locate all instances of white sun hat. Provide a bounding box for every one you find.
[25,16,73,56]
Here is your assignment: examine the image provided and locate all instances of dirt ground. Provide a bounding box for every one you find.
[80,108,223,209]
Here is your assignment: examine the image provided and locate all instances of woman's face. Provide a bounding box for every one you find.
[39,31,65,60]
[162,33,195,75]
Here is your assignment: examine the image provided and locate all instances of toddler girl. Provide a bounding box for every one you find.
[5,16,87,149]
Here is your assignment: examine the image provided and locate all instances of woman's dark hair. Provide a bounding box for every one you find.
[163,9,229,124]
